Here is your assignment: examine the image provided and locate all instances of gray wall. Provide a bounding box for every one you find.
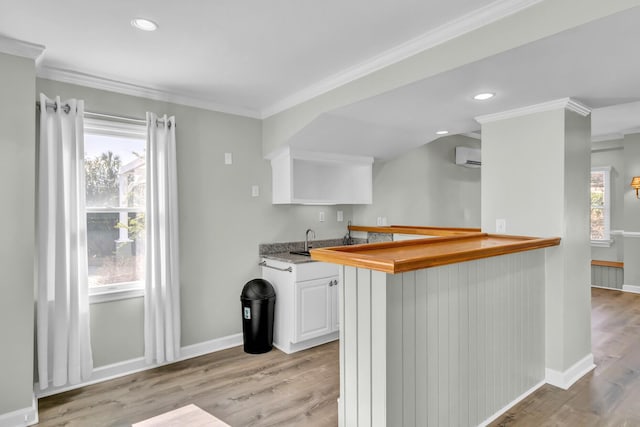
[0,53,36,414]
[352,135,480,227]
[623,133,640,287]
[36,78,354,368]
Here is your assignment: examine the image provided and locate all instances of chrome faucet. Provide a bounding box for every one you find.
[305,228,316,252]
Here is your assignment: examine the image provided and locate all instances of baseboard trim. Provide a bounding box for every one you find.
[622,284,640,294]
[180,333,243,359]
[545,353,595,390]
[478,380,545,427]
[591,285,623,291]
[35,333,243,398]
[0,395,38,427]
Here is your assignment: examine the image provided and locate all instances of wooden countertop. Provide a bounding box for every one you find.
[310,233,561,274]
[348,225,481,237]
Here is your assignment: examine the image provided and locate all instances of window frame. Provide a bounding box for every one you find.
[590,166,611,247]
[84,116,147,303]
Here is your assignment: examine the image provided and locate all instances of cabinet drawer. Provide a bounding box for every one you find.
[295,261,339,282]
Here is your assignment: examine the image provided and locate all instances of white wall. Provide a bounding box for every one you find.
[36,78,354,369]
[0,53,36,416]
[481,110,565,236]
[481,107,591,374]
[562,110,593,369]
[352,135,480,227]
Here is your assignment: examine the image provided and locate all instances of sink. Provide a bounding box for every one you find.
[290,250,311,256]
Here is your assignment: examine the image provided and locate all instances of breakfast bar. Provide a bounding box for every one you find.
[311,230,560,427]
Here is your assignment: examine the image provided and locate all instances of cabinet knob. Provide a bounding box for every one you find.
[329,279,338,287]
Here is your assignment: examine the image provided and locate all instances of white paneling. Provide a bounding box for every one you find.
[591,264,623,289]
[357,269,372,426]
[414,269,428,427]
[458,262,470,426]
[371,271,387,427]
[402,271,416,426]
[339,251,546,426]
[426,267,439,427]
[343,266,359,427]
[338,266,345,427]
[386,273,403,426]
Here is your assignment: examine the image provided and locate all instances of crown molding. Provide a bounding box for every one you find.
[262,0,544,118]
[475,98,592,124]
[0,34,45,61]
[591,133,624,143]
[37,66,262,119]
[462,131,482,140]
[622,127,640,137]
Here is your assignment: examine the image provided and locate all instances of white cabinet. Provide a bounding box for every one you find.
[261,258,339,354]
[294,276,339,343]
[269,147,373,205]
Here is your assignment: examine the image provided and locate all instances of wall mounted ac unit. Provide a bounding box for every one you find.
[455,146,481,168]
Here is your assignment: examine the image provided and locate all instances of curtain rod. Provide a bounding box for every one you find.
[36,100,72,114]
[84,111,146,125]
[36,102,174,128]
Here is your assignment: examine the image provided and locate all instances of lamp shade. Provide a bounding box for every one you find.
[631,176,640,199]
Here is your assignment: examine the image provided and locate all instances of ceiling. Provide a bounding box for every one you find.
[290,6,640,158]
[1,1,639,159]
[0,0,500,116]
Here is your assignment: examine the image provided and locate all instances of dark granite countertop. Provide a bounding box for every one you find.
[259,237,367,265]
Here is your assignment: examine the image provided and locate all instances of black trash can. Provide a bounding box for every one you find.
[240,279,276,354]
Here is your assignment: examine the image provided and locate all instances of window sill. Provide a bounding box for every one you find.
[89,282,144,304]
[591,240,613,248]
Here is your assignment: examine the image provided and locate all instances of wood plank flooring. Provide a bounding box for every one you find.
[36,341,339,427]
[37,287,640,426]
[491,287,640,427]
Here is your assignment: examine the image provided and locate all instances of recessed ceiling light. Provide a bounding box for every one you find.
[131,18,158,32]
[436,130,449,135]
[473,92,495,101]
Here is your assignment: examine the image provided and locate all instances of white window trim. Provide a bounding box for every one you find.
[89,281,144,304]
[85,117,147,304]
[591,166,611,245]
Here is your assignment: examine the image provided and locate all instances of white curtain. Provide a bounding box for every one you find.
[36,93,93,389]
[144,112,181,364]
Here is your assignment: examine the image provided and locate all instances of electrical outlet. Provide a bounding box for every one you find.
[337,210,344,222]
[251,185,259,197]
[224,152,232,165]
[496,218,506,234]
[319,211,325,222]
[377,217,383,226]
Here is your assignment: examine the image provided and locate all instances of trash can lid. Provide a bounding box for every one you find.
[241,279,276,300]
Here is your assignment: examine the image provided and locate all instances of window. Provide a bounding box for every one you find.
[84,118,147,301]
[591,167,611,245]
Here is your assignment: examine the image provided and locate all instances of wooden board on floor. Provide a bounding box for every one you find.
[132,404,230,427]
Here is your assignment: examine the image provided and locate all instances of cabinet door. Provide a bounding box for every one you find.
[294,277,332,343]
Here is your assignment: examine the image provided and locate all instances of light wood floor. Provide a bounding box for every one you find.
[491,287,640,426]
[37,287,640,426]
[36,341,339,426]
